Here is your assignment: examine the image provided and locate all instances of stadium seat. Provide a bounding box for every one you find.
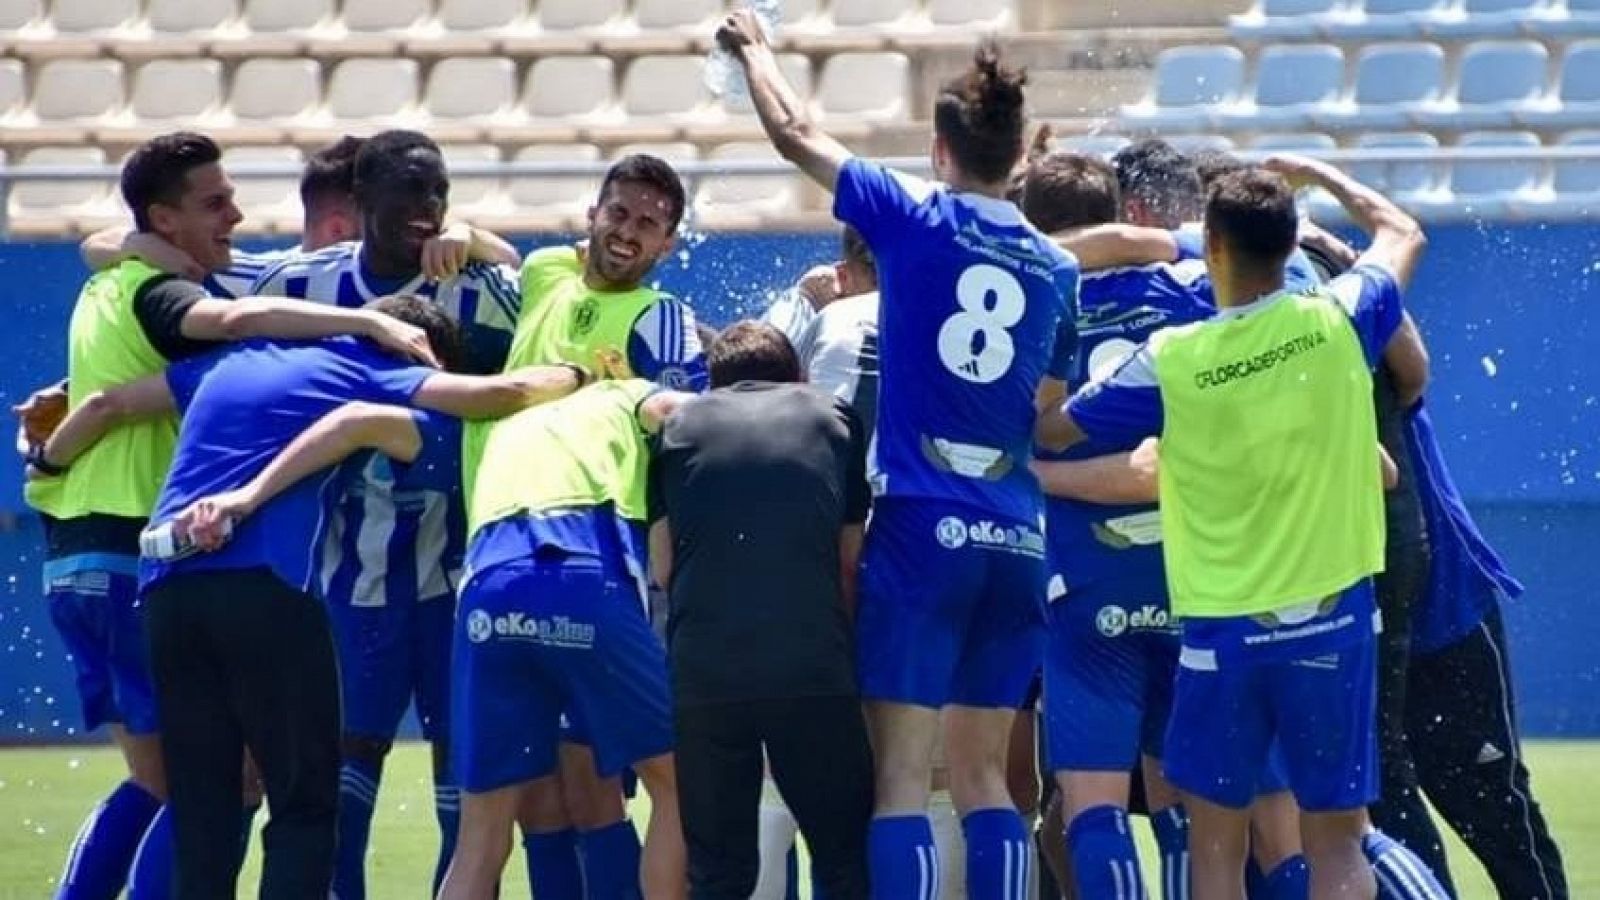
[1519,41,1600,129]
[817,52,911,121]
[1216,44,1344,130]
[1415,40,1550,130]
[327,59,420,121]
[244,0,333,32]
[1121,46,1247,132]
[831,0,918,28]
[508,143,601,221]
[51,0,139,32]
[0,60,23,121]
[0,0,42,32]
[1323,0,1448,40]
[224,145,304,223]
[1229,0,1344,41]
[148,0,238,33]
[437,0,526,31]
[343,0,433,32]
[231,58,322,121]
[1527,0,1600,37]
[1349,131,1442,196]
[1428,0,1561,39]
[1447,131,1546,215]
[1313,42,1445,131]
[634,0,723,31]
[695,142,802,224]
[621,56,713,120]
[441,144,504,215]
[523,56,616,121]
[131,60,224,122]
[32,60,124,122]
[927,0,1014,28]
[1552,130,1600,196]
[1057,133,1132,157]
[1250,132,1339,151]
[613,142,699,168]
[425,57,516,122]
[10,147,109,214]
[1169,134,1237,155]
[720,54,812,117]
[537,0,626,31]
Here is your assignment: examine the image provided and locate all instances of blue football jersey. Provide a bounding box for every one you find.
[1172,226,1322,296]
[1042,261,1213,599]
[834,158,1079,524]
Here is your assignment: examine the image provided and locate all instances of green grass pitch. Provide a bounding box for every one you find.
[1,741,1594,897]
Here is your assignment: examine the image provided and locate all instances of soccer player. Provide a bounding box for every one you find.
[1021,150,1210,900]
[720,13,1078,899]
[787,226,881,432]
[21,132,443,900]
[1039,156,1427,899]
[246,129,526,898]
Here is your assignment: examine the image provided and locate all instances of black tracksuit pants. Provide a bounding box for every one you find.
[145,567,342,900]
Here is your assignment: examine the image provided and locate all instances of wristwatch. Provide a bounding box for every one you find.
[26,443,67,477]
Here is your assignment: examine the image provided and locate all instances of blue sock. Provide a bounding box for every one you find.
[126,805,173,900]
[785,846,800,900]
[578,820,643,900]
[1364,830,1450,900]
[1265,855,1310,900]
[869,814,938,900]
[332,758,382,900]
[432,783,461,895]
[1150,806,1190,900]
[523,828,584,900]
[1246,856,1270,900]
[1065,805,1144,900]
[962,807,1031,900]
[237,804,260,875]
[55,779,162,900]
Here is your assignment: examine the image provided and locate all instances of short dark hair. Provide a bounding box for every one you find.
[1204,168,1299,273]
[708,320,801,387]
[121,131,223,232]
[364,294,466,373]
[934,42,1028,185]
[301,135,365,211]
[353,130,443,207]
[598,154,688,232]
[1020,152,1120,234]
[840,226,875,281]
[1190,148,1249,191]
[1111,139,1203,223]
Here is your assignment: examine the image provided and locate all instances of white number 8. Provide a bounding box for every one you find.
[937,264,1026,384]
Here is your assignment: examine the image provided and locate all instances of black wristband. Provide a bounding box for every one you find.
[27,444,67,477]
[558,363,593,389]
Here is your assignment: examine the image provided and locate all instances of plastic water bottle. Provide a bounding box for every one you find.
[704,0,782,103]
[140,517,232,562]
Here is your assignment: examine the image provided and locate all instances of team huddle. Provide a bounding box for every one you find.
[19,10,1569,900]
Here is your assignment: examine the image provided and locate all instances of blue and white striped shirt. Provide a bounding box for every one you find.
[205,246,298,299]
[251,242,522,607]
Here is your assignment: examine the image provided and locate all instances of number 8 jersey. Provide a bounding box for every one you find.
[834,158,1080,524]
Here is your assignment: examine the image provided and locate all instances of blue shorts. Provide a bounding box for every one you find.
[857,498,1047,709]
[1164,632,1378,812]
[1043,581,1178,773]
[328,594,454,743]
[47,565,158,735]
[452,557,672,793]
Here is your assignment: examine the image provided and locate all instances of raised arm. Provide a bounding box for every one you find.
[411,364,587,420]
[1054,224,1179,272]
[1261,154,1427,289]
[81,227,204,279]
[35,375,176,474]
[419,222,523,279]
[716,9,852,192]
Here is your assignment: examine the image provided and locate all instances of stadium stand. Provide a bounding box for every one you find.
[0,0,1596,233]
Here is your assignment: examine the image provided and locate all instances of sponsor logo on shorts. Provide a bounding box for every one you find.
[465,610,596,649]
[1095,604,1173,638]
[657,366,691,390]
[933,516,1045,558]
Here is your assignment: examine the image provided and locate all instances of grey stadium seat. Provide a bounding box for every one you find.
[1414,40,1550,130]
[1313,42,1446,131]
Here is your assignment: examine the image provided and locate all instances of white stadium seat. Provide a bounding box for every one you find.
[327,59,419,120]
[622,56,712,119]
[33,60,124,122]
[928,0,1013,28]
[831,0,917,28]
[1058,133,1132,157]
[343,0,433,32]
[1250,132,1339,151]
[51,0,138,32]
[634,0,723,31]
[426,57,516,121]
[441,144,503,214]
[0,60,24,119]
[696,142,800,219]
[245,0,333,32]
[148,0,238,33]
[537,0,626,30]
[509,143,601,217]
[720,54,812,116]
[231,58,322,121]
[817,52,909,120]
[0,0,42,31]
[224,145,304,217]
[11,147,108,212]
[437,0,526,31]
[523,57,615,120]
[131,60,224,122]
[613,142,699,165]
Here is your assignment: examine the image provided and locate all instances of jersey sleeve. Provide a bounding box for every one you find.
[363,361,440,407]
[760,288,818,346]
[1171,228,1205,262]
[458,262,524,374]
[204,247,290,299]
[132,277,222,362]
[390,409,462,493]
[628,297,709,392]
[1326,263,1403,368]
[1045,264,1081,380]
[832,157,931,246]
[1065,343,1165,446]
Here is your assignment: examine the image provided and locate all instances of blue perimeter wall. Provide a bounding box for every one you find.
[0,224,1596,741]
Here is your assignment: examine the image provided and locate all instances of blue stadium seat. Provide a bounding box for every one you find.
[1314,42,1446,130]
[1518,41,1600,128]
[1120,46,1246,132]
[1348,131,1442,197]
[1415,40,1550,130]
[1323,0,1447,39]
[1216,44,1345,130]
[1526,0,1600,37]
[1444,130,1546,216]
[1427,0,1562,39]
[1553,130,1600,195]
[1229,0,1345,40]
